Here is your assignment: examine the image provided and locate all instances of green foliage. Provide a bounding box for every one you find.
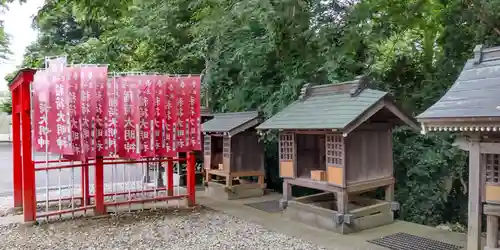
[0,96,11,114]
[10,0,500,227]
[393,128,468,225]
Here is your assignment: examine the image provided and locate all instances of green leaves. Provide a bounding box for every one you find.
[393,128,467,225]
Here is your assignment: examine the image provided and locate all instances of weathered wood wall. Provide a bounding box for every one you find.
[345,129,393,184]
[230,130,264,173]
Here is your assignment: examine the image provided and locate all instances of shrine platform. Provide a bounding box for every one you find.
[198,191,473,250]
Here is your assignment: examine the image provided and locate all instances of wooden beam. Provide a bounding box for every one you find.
[346,177,394,194]
[287,177,343,193]
[485,204,500,217]
[228,118,261,137]
[355,123,393,131]
[453,138,500,154]
[467,135,482,250]
[342,101,385,136]
[383,99,421,132]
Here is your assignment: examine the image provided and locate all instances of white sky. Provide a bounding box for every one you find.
[0,0,44,90]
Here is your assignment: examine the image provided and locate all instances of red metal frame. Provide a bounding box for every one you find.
[9,68,198,223]
[10,69,37,222]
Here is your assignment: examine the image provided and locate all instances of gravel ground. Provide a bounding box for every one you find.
[0,209,330,250]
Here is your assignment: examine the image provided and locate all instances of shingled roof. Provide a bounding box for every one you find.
[257,76,419,134]
[201,111,261,136]
[418,45,500,132]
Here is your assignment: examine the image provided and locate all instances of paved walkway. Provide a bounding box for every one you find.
[197,192,471,250]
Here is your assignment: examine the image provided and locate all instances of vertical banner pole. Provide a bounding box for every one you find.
[94,156,105,215]
[81,162,90,205]
[186,151,196,206]
[167,157,174,196]
[12,88,22,209]
[21,76,36,223]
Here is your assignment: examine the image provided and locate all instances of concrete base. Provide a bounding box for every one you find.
[205,181,264,200]
[283,192,394,234]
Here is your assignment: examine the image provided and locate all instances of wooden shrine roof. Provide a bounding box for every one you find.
[418,45,500,132]
[257,76,419,134]
[201,111,261,136]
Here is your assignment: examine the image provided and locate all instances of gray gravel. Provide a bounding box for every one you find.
[0,209,329,250]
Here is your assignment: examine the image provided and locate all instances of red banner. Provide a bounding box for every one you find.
[186,75,201,151]
[31,66,201,159]
[166,77,178,156]
[117,76,141,159]
[174,77,187,152]
[48,63,73,155]
[32,70,50,152]
[138,75,156,157]
[104,77,119,156]
[78,67,96,159]
[93,67,108,156]
[67,67,82,159]
[153,76,166,156]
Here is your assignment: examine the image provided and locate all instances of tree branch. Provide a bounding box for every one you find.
[466,0,500,36]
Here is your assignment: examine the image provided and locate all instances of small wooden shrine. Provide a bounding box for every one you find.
[202,111,265,200]
[257,76,419,234]
[418,45,500,250]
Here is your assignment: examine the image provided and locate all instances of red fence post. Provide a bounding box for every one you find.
[167,157,174,196]
[81,162,90,205]
[94,157,105,215]
[12,89,22,209]
[186,152,196,206]
[20,76,35,223]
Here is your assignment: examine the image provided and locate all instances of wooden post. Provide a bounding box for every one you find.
[20,78,36,223]
[487,215,499,248]
[283,179,291,200]
[385,184,394,202]
[167,157,174,196]
[468,135,482,250]
[186,152,196,206]
[94,157,105,215]
[81,162,90,205]
[280,178,292,209]
[336,191,348,214]
[11,88,22,209]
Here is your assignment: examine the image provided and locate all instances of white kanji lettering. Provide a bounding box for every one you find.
[55,96,65,110]
[125,129,135,140]
[56,136,67,149]
[38,115,48,125]
[82,103,90,114]
[139,119,148,129]
[56,111,66,123]
[72,131,80,140]
[37,137,47,147]
[124,117,134,128]
[56,84,64,96]
[57,124,67,135]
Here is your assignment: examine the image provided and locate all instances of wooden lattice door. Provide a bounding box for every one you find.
[279,133,295,178]
[482,153,500,204]
[222,136,231,172]
[325,134,344,186]
[203,135,211,169]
